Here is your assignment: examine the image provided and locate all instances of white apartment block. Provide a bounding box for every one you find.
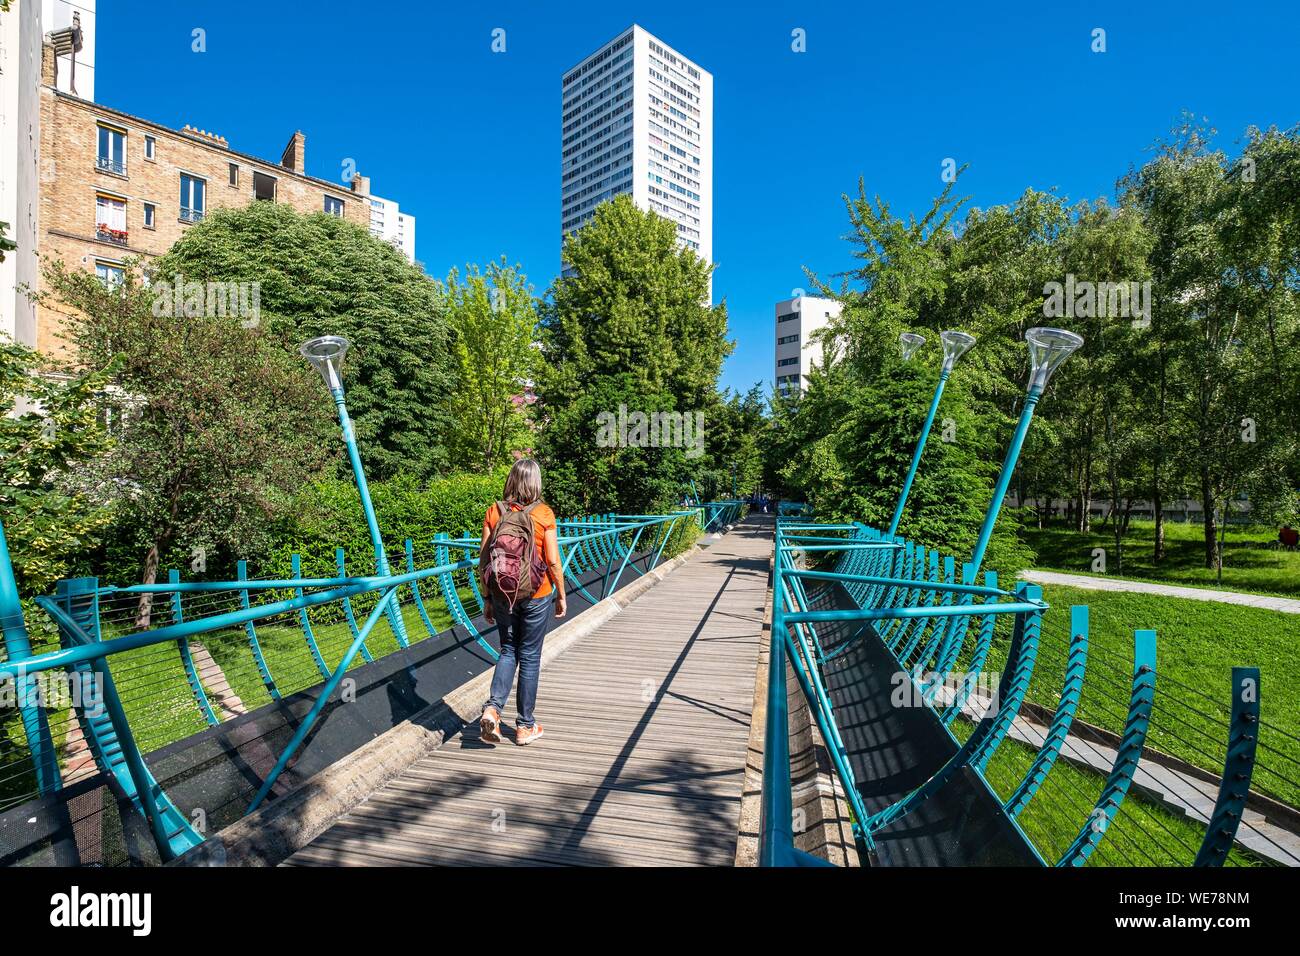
[367,193,416,263]
[2,0,94,349]
[560,25,712,277]
[774,295,842,395]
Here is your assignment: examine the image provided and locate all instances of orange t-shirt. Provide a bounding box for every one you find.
[483,501,557,598]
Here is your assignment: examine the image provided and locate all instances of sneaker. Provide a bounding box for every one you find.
[514,723,545,746]
[480,706,502,744]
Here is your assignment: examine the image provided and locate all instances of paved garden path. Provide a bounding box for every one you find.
[1019,570,1300,615]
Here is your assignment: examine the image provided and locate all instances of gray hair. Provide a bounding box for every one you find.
[503,458,543,506]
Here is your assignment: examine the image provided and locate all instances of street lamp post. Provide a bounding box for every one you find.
[887,330,977,537]
[300,335,409,643]
[968,326,1083,571]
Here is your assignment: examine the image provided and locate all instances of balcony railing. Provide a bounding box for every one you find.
[180,207,204,223]
[95,224,129,246]
[96,156,126,176]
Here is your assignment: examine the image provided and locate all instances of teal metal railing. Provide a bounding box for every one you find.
[759,327,1290,868]
[761,518,1283,868]
[0,508,700,863]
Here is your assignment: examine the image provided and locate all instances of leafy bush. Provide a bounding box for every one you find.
[260,469,510,580]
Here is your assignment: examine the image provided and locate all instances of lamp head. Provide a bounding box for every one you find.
[899,332,926,362]
[1025,326,1083,392]
[939,330,977,373]
[300,335,350,393]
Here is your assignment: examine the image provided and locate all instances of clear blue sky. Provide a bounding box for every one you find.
[98,1,1298,394]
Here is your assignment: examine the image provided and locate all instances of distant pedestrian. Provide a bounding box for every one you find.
[478,458,567,746]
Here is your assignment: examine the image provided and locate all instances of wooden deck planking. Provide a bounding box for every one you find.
[286,520,772,867]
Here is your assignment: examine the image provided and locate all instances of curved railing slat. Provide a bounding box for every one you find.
[1193,667,1261,867]
[1055,629,1157,868]
[291,553,332,680]
[1004,605,1090,818]
[169,569,219,727]
[335,548,374,664]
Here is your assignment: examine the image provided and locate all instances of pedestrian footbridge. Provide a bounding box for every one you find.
[2,505,1296,868]
[4,332,1295,868]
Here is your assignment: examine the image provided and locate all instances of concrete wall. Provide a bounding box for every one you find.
[1,0,45,349]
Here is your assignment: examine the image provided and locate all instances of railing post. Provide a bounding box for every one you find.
[170,568,219,726]
[1056,628,1157,867]
[1194,667,1261,866]
[237,559,280,700]
[0,519,60,795]
[291,553,332,679]
[760,533,795,866]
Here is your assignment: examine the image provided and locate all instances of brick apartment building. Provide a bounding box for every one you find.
[34,41,377,356]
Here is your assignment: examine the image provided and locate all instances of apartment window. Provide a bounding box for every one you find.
[95,260,125,287]
[143,202,156,229]
[179,174,206,222]
[95,193,128,245]
[144,135,156,161]
[777,311,800,323]
[228,163,239,187]
[778,333,798,345]
[323,196,345,217]
[96,124,127,175]
[777,357,799,367]
[252,171,276,201]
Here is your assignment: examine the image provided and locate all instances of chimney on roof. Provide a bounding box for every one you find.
[46,12,84,95]
[180,125,229,148]
[350,174,370,196]
[280,130,306,175]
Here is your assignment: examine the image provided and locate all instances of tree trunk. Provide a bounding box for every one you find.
[1152,484,1165,562]
[1216,507,1227,585]
[136,543,162,629]
[1152,338,1168,562]
[1200,471,1216,570]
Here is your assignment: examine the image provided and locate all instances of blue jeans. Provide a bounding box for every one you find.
[485,594,554,728]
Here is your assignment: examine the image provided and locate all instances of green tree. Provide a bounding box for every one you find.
[696,386,766,500]
[764,348,1032,580]
[543,195,730,412]
[37,257,329,625]
[538,375,696,516]
[0,338,112,594]
[538,196,732,514]
[153,202,456,479]
[441,257,537,471]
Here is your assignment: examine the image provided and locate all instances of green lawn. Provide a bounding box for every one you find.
[955,584,1300,813]
[1020,515,1300,599]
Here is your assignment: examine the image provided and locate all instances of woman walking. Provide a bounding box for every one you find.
[478,458,567,745]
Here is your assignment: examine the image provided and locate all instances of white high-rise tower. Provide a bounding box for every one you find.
[560,25,712,278]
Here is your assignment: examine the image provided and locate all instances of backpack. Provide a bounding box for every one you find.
[482,501,549,610]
